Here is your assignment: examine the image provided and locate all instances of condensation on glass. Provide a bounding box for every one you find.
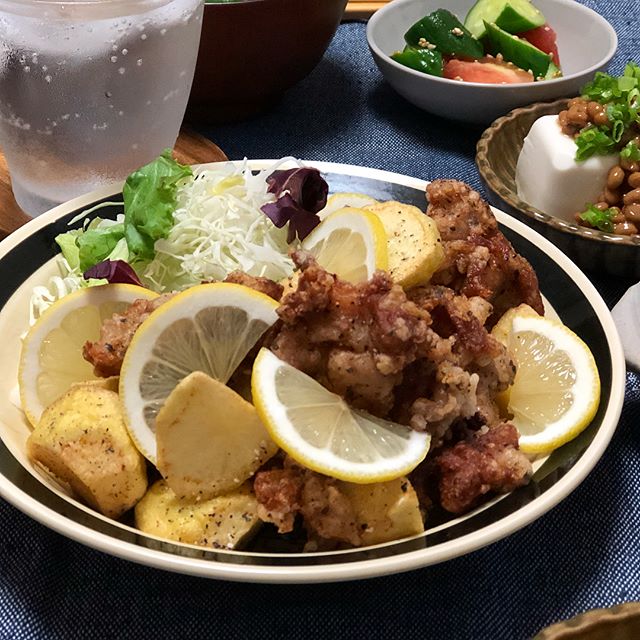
[0,0,204,215]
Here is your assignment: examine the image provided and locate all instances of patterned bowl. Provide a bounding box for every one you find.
[533,602,640,639]
[476,100,640,279]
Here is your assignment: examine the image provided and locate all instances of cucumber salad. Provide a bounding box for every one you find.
[391,0,562,84]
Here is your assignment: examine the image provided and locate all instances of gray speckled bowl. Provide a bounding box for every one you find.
[367,0,617,124]
[477,99,640,279]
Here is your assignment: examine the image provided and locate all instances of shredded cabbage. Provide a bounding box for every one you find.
[28,255,107,325]
[29,158,303,316]
[141,159,297,292]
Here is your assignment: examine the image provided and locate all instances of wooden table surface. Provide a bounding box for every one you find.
[0,129,227,242]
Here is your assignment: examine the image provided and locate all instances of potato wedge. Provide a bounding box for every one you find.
[156,371,278,501]
[339,476,424,546]
[135,479,261,550]
[366,201,444,288]
[27,384,147,518]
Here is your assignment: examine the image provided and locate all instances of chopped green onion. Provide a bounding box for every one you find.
[611,120,625,142]
[575,126,617,161]
[621,140,640,162]
[618,75,637,92]
[579,204,615,232]
[575,62,640,161]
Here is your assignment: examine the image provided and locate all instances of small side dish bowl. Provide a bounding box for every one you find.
[533,602,640,639]
[477,99,640,279]
[187,0,348,123]
[366,0,617,124]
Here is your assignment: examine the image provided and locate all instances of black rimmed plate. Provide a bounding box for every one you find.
[0,161,626,583]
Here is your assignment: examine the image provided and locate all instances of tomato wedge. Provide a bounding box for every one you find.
[520,24,561,67]
[443,57,534,84]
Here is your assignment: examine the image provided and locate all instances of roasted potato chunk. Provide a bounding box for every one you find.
[27,384,147,518]
[339,477,424,546]
[366,201,444,288]
[156,371,277,501]
[135,479,261,549]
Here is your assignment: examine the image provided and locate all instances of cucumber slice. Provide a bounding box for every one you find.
[484,21,552,79]
[544,60,562,81]
[391,46,444,77]
[465,0,545,39]
[404,9,484,60]
[495,3,546,34]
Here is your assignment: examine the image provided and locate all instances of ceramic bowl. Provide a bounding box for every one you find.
[0,161,625,583]
[476,99,640,279]
[187,0,347,123]
[533,602,640,639]
[366,0,617,124]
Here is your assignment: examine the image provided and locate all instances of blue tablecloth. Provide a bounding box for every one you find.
[2,3,640,639]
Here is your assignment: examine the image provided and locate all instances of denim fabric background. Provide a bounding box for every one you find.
[2,2,640,638]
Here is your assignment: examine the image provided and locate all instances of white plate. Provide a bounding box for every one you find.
[0,161,626,583]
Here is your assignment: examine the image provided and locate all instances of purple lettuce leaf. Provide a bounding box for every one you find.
[261,167,328,242]
[84,260,143,286]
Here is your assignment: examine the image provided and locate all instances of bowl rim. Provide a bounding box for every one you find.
[476,99,640,247]
[0,160,626,583]
[366,0,618,89]
[533,602,640,639]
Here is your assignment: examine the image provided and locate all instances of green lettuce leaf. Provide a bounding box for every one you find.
[76,222,126,272]
[123,149,193,260]
[55,229,83,271]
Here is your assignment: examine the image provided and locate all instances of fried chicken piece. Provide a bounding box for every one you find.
[404,363,479,440]
[426,180,544,325]
[82,294,172,377]
[253,466,304,534]
[399,285,515,442]
[271,252,442,417]
[301,474,360,547]
[84,272,283,378]
[223,271,283,301]
[254,458,360,546]
[434,422,531,514]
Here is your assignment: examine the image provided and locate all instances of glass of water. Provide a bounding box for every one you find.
[0,0,204,216]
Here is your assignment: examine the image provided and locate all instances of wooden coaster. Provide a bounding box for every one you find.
[0,129,227,240]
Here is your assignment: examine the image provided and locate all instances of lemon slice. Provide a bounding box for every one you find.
[493,309,600,455]
[318,192,378,219]
[19,284,157,427]
[301,207,388,283]
[251,348,430,483]
[119,283,279,463]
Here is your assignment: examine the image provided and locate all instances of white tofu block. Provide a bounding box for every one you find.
[515,115,618,222]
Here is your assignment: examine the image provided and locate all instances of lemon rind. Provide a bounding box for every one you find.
[251,348,430,484]
[505,314,600,456]
[19,283,157,427]
[302,207,389,281]
[119,283,280,464]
